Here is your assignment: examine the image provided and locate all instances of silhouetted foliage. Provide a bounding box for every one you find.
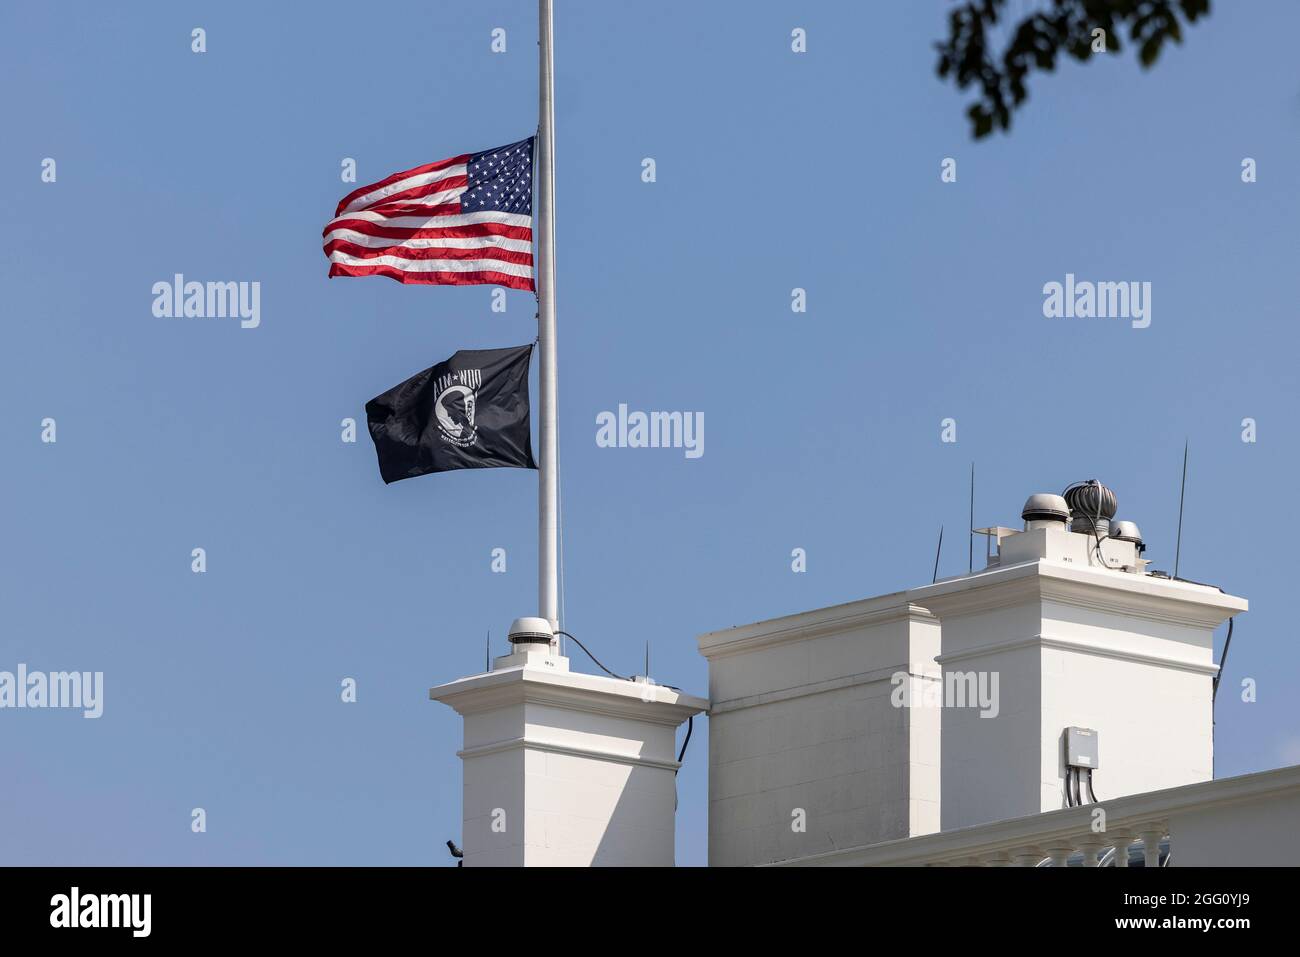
[937,0,1211,139]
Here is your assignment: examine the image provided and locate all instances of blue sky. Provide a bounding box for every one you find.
[2,1,1298,866]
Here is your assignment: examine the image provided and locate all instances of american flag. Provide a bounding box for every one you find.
[322,137,534,292]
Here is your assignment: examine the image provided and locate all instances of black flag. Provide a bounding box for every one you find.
[365,345,536,484]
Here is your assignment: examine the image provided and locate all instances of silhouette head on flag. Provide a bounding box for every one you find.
[365,345,537,484]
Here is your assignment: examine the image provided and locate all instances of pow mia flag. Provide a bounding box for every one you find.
[365,345,537,484]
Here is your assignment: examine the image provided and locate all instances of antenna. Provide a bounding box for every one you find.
[1174,440,1188,579]
[644,640,650,679]
[932,525,944,583]
[968,462,975,574]
[486,630,491,672]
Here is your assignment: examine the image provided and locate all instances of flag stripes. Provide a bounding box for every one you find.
[323,138,535,291]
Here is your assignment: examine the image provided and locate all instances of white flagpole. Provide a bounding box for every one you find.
[537,0,560,629]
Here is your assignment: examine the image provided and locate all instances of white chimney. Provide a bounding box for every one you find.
[431,618,706,867]
[697,596,941,866]
[694,479,1247,861]
[912,502,1246,830]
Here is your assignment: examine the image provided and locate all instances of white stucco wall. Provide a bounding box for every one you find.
[915,556,1243,831]
[431,654,705,867]
[700,597,941,866]
[1169,788,1300,865]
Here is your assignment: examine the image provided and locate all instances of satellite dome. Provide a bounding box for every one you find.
[1110,520,1144,549]
[1022,493,1070,524]
[508,616,555,645]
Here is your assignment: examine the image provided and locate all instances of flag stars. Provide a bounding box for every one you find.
[464,141,534,216]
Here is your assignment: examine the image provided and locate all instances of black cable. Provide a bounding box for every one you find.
[1086,511,1121,570]
[1146,570,1225,592]
[554,629,693,772]
[1064,767,1075,807]
[1073,768,1082,807]
[1089,484,1121,568]
[1066,478,1128,566]
[669,716,695,813]
[1212,617,1234,702]
[1064,480,1122,569]
[1173,575,1224,591]
[1091,532,1122,569]
[555,630,630,681]
[1086,768,1100,804]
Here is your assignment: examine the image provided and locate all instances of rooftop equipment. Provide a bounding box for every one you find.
[1110,520,1145,553]
[1021,493,1070,529]
[507,616,555,645]
[1063,479,1117,538]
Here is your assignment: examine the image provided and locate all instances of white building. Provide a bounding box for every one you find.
[432,481,1300,866]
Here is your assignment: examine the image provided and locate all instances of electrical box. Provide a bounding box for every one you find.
[1066,726,1099,769]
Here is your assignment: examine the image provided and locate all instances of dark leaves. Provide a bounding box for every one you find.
[935,0,1211,139]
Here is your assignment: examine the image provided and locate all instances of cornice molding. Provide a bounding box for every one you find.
[914,560,1245,629]
[710,666,940,714]
[935,632,1219,676]
[431,666,708,725]
[697,597,936,661]
[458,736,682,772]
